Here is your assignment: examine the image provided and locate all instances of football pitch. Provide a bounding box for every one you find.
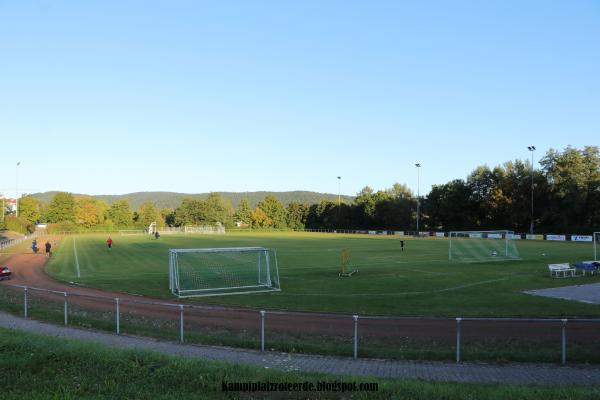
[46,232,600,317]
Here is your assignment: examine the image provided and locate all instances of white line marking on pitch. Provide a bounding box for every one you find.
[73,238,81,278]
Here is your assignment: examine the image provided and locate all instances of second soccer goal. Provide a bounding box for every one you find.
[169,247,281,297]
[449,230,520,262]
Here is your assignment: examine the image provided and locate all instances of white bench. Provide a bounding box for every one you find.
[548,263,577,278]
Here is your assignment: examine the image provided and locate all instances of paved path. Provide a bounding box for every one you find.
[526,282,600,305]
[2,312,600,386]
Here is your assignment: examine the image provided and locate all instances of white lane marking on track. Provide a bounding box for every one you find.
[73,238,81,278]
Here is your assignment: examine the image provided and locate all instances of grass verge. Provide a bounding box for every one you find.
[1,327,600,399]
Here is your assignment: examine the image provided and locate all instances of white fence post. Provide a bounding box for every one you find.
[260,310,265,352]
[353,315,359,359]
[115,298,120,335]
[63,292,68,326]
[561,319,567,365]
[24,286,28,319]
[456,318,462,363]
[179,305,184,343]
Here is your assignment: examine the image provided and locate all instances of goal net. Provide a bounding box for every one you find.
[169,247,281,297]
[594,232,600,261]
[449,230,520,262]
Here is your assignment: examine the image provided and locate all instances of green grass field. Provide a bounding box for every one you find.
[46,232,600,317]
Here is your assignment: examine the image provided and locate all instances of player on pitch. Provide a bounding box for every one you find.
[106,237,113,250]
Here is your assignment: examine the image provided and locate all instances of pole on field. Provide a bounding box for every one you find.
[64,292,68,326]
[456,318,462,363]
[179,305,184,343]
[24,286,28,319]
[115,298,120,335]
[528,146,536,235]
[415,163,421,235]
[353,315,359,359]
[260,310,266,352]
[561,319,567,365]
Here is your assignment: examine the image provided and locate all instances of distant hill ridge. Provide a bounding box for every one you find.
[29,191,355,210]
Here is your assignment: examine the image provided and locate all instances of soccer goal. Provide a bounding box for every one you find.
[449,230,520,262]
[594,232,600,261]
[169,247,281,297]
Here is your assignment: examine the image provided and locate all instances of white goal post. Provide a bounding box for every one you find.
[169,247,281,298]
[449,230,520,262]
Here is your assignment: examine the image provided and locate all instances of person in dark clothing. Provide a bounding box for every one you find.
[154,231,160,240]
[400,240,405,251]
[44,241,51,257]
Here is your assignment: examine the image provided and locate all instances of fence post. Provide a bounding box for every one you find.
[561,319,567,365]
[179,305,184,343]
[63,292,68,326]
[353,315,359,359]
[456,318,462,363]
[24,286,28,319]
[115,298,120,335]
[260,310,266,352]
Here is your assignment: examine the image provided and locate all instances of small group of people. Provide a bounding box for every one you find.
[31,239,52,257]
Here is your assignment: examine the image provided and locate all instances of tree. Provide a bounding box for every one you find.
[286,202,308,230]
[109,200,133,226]
[175,198,207,226]
[161,208,176,227]
[18,196,42,224]
[74,196,103,227]
[250,207,273,228]
[138,201,162,227]
[540,146,600,232]
[234,198,252,224]
[204,193,234,226]
[46,192,76,223]
[257,195,287,228]
[354,186,376,227]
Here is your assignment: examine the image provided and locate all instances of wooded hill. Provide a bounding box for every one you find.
[28,191,355,210]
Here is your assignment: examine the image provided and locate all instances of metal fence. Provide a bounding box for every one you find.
[2,283,600,365]
[0,232,40,250]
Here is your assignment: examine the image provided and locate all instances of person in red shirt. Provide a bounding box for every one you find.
[106,237,113,249]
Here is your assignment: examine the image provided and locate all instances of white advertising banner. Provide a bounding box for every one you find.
[509,234,521,240]
[571,235,593,242]
[395,231,404,236]
[488,233,503,239]
[469,233,483,238]
[546,234,566,241]
[435,232,445,237]
[368,231,377,235]
[526,234,543,240]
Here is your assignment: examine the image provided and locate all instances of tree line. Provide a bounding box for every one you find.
[7,145,600,234]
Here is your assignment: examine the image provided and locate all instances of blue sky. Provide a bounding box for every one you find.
[1,1,598,198]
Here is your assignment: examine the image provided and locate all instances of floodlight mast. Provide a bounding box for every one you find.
[415,163,421,235]
[527,146,535,234]
[15,161,21,217]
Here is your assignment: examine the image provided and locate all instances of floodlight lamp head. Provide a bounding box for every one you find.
[528,146,536,151]
[415,163,421,167]
[337,176,341,179]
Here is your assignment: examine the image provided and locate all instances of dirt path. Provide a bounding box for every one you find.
[2,251,600,347]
